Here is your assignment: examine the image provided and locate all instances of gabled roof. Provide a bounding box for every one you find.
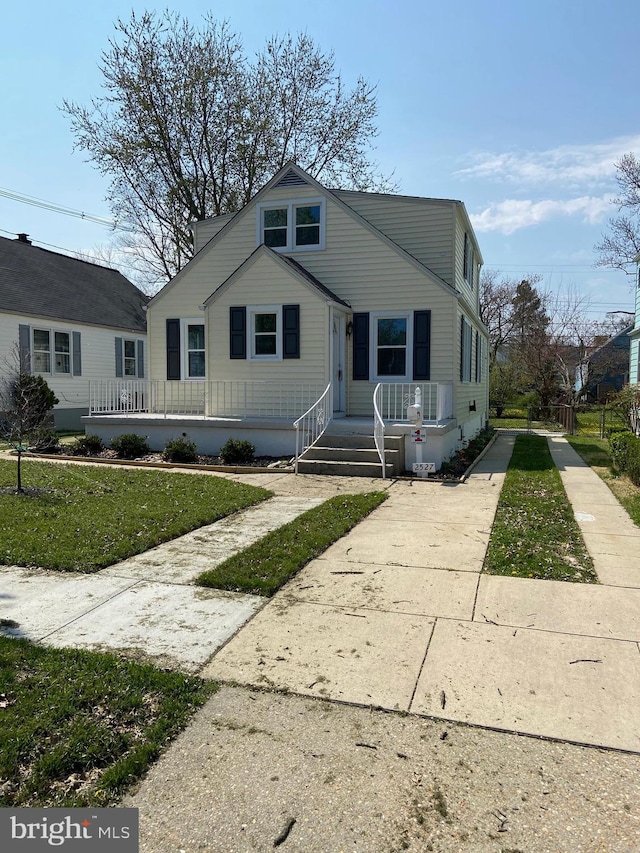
[203,244,351,308]
[0,236,149,332]
[149,161,463,305]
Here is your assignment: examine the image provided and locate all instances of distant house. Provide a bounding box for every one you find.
[576,325,632,402]
[85,162,488,475]
[0,234,148,429]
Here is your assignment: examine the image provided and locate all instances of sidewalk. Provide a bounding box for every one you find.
[202,433,640,753]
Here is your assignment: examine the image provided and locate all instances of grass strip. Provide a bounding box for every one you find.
[484,434,597,582]
[567,435,640,527]
[0,460,270,572]
[196,491,388,596]
[0,636,216,807]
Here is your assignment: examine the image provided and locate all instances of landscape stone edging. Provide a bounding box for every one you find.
[7,451,293,476]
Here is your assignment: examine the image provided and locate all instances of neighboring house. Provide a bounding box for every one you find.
[0,234,148,429]
[86,162,488,474]
[576,325,632,402]
[629,252,640,385]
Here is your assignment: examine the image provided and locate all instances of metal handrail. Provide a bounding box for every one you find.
[373,383,386,479]
[293,383,332,474]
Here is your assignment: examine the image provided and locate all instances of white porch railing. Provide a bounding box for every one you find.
[293,383,332,474]
[373,384,386,479]
[375,382,453,423]
[89,380,324,420]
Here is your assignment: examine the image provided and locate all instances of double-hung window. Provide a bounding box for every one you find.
[32,329,71,374]
[186,323,205,378]
[54,332,70,374]
[249,307,281,360]
[258,200,324,251]
[123,340,137,376]
[33,329,51,373]
[373,314,411,381]
[463,233,474,290]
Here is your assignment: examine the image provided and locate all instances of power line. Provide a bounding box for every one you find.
[0,186,117,228]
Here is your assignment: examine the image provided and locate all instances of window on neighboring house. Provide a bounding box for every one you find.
[33,329,51,373]
[54,332,71,374]
[124,340,137,376]
[258,200,324,251]
[374,314,410,380]
[250,307,280,360]
[186,323,205,378]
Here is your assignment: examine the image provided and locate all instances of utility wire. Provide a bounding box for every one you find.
[0,186,116,228]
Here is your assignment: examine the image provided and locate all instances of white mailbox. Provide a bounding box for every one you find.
[407,403,422,426]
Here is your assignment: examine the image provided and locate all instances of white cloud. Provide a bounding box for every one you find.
[456,134,640,187]
[470,195,613,235]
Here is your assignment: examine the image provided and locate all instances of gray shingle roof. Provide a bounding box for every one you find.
[0,236,148,332]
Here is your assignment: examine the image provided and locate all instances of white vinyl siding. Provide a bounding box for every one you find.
[0,312,146,413]
[192,213,235,253]
[331,191,456,286]
[147,183,484,419]
[205,251,328,386]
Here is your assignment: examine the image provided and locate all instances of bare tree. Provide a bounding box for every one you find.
[62,11,392,289]
[595,152,640,274]
[479,270,543,366]
[0,349,58,493]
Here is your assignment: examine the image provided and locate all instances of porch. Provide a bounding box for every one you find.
[84,379,457,473]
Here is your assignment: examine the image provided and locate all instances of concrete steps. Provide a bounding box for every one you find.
[296,433,404,478]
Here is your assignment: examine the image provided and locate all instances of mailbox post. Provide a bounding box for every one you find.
[407,387,435,477]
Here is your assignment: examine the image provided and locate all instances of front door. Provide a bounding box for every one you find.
[332,313,346,415]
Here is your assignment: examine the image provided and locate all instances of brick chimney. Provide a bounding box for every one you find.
[16,233,31,244]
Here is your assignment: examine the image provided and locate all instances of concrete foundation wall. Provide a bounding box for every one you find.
[54,408,87,431]
[83,416,297,458]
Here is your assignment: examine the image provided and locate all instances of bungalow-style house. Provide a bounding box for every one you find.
[85,162,488,475]
[0,234,148,429]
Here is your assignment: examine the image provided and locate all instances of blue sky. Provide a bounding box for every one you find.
[1,0,638,319]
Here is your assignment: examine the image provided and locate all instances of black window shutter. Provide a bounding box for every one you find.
[166,319,181,379]
[229,307,247,359]
[413,310,431,381]
[460,316,465,382]
[475,331,480,382]
[18,324,31,374]
[282,304,300,359]
[352,313,370,380]
[72,331,82,376]
[137,340,145,378]
[115,337,124,377]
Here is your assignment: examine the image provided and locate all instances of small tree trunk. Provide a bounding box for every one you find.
[17,448,23,493]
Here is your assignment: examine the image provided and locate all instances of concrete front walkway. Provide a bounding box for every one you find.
[203,434,640,754]
[2,434,639,752]
[0,496,327,671]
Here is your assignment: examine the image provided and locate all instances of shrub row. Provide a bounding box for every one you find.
[610,430,640,486]
[67,433,255,465]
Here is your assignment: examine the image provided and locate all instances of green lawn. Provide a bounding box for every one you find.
[0,460,270,572]
[0,636,216,807]
[484,434,597,582]
[197,492,387,596]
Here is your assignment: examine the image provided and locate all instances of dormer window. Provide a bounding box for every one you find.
[263,209,288,247]
[257,199,325,251]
